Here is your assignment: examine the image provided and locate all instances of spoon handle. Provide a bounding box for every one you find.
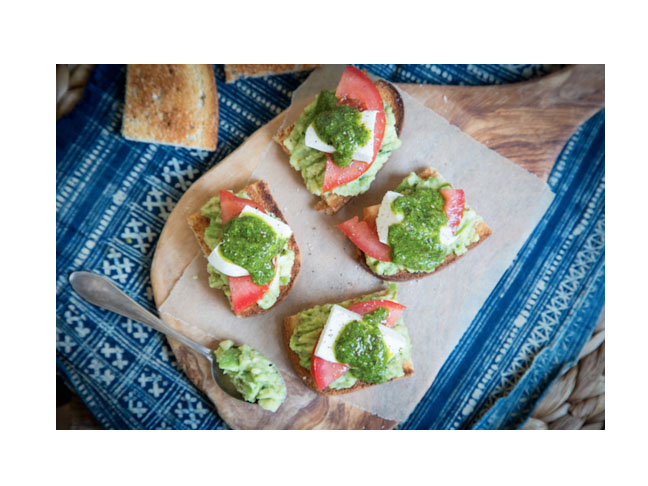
[69,271,213,360]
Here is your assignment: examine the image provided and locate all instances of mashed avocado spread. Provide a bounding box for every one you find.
[200,192,294,309]
[288,285,411,390]
[214,340,286,412]
[366,172,484,276]
[283,91,402,197]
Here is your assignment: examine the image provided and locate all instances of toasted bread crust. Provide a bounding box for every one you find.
[282,288,414,396]
[224,64,320,83]
[122,64,218,150]
[274,74,404,215]
[357,167,492,281]
[188,180,301,317]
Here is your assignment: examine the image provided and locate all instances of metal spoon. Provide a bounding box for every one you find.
[68,271,245,402]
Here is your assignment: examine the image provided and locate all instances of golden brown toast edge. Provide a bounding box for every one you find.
[273,76,404,215]
[357,167,492,282]
[282,288,414,396]
[224,64,320,83]
[187,180,301,318]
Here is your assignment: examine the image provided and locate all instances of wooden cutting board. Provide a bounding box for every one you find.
[150,65,604,429]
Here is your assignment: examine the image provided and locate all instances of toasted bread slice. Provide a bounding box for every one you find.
[274,78,404,215]
[357,168,492,282]
[122,64,218,151]
[188,180,301,317]
[282,287,414,396]
[224,64,320,83]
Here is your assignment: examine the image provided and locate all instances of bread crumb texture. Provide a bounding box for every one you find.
[122,64,218,150]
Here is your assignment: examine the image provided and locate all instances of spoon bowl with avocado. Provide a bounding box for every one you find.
[69,271,286,411]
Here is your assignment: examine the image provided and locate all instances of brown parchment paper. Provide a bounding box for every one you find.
[159,65,554,422]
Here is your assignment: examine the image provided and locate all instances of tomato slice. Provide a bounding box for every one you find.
[441,189,465,233]
[347,300,406,328]
[227,275,271,314]
[337,216,391,262]
[219,190,266,225]
[310,331,350,391]
[322,156,369,193]
[335,65,384,111]
[321,66,386,193]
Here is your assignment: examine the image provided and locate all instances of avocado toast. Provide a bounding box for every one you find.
[274,66,404,214]
[188,180,301,317]
[283,285,413,396]
[338,168,492,281]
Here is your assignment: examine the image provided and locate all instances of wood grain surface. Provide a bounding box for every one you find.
[150,65,604,429]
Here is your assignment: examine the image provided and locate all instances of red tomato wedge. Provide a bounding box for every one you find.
[228,274,272,314]
[441,189,465,233]
[321,66,386,193]
[347,300,406,328]
[335,65,384,111]
[311,331,350,391]
[219,190,266,225]
[337,216,391,262]
[322,156,369,193]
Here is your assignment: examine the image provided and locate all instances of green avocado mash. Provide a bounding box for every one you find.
[366,172,484,276]
[288,284,412,390]
[200,192,295,309]
[311,90,370,168]
[283,90,402,197]
[214,340,286,412]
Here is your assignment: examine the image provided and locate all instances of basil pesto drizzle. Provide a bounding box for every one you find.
[310,90,370,168]
[333,307,390,384]
[388,186,450,272]
[219,214,285,286]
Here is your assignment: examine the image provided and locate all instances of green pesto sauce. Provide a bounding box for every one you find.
[388,187,449,272]
[334,308,390,384]
[311,90,370,168]
[219,214,284,286]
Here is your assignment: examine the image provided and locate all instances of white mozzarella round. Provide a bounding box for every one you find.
[439,224,457,246]
[239,205,293,239]
[207,244,249,277]
[313,305,362,363]
[376,191,404,244]
[351,110,378,163]
[378,324,406,359]
[305,124,335,152]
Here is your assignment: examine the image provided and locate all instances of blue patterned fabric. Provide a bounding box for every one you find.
[56,64,603,429]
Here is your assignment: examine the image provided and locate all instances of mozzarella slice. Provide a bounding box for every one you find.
[239,206,292,239]
[376,191,404,244]
[378,324,407,359]
[352,110,378,163]
[439,224,457,246]
[207,244,249,277]
[313,305,362,363]
[305,124,335,152]
[303,110,379,163]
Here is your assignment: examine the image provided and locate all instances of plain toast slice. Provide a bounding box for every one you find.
[122,64,218,151]
[188,180,301,317]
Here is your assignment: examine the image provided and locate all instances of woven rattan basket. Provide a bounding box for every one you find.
[56,64,604,430]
